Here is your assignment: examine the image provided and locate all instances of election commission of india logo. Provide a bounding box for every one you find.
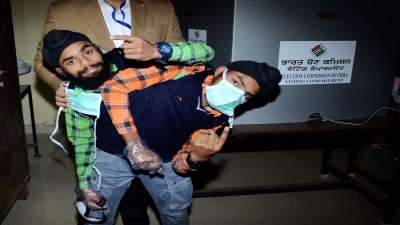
[311,43,327,57]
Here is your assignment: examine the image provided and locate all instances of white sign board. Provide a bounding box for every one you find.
[278,41,356,85]
[188,29,207,44]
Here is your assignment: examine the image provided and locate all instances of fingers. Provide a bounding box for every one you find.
[208,130,219,149]
[86,201,104,210]
[173,160,189,174]
[196,127,229,152]
[128,146,162,171]
[196,129,214,144]
[114,36,140,53]
[110,35,134,42]
[215,127,230,151]
[122,48,143,55]
[82,189,106,209]
[120,50,141,60]
[199,129,219,149]
[55,82,69,109]
[55,96,69,108]
[112,36,160,61]
[172,152,190,174]
[113,36,144,47]
[121,48,144,60]
[55,82,67,98]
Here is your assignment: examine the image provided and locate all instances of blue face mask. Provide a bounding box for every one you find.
[66,88,102,117]
[205,68,247,116]
[50,84,103,154]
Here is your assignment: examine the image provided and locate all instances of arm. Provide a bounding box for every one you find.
[65,108,105,209]
[65,108,95,190]
[33,2,63,90]
[110,35,215,64]
[169,42,215,64]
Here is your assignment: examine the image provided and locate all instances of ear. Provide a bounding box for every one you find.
[214,66,226,77]
[55,68,64,76]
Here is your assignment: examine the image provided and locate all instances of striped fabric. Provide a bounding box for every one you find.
[65,106,96,189]
[169,42,215,64]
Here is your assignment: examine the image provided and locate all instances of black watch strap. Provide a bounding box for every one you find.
[156,42,173,61]
[186,154,203,171]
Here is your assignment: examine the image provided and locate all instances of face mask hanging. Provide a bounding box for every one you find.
[49,83,102,153]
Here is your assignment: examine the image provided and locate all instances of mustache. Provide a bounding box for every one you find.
[77,62,104,78]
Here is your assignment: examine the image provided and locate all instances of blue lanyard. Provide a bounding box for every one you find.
[111,0,132,30]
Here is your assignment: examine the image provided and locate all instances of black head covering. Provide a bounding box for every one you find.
[226,60,282,97]
[42,29,91,69]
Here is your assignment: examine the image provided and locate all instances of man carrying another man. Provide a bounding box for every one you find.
[43,29,282,225]
[35,1,188,224]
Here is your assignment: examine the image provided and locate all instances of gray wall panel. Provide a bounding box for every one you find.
[232,0,399,124]
[173,0,234,67]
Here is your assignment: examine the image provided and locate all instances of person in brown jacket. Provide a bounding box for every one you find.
[34,1,185,224]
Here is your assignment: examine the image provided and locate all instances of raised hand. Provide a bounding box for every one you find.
[189,127,230,161]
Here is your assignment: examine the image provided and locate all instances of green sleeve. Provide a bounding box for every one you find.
[65,109,96,190]
[169,42,215,64]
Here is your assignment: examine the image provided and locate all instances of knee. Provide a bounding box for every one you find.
[160,210,189,225]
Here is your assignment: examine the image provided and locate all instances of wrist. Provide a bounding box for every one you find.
[81,188,94,193]
[126,140,138,146]
[79,182,90,190]
[122,132,141,145]
[152,44,162,59]
[186,154,204,171]
[124,142,142,159]
[125,141,142,150]
[156,42,173,61]
[188,152,207,162]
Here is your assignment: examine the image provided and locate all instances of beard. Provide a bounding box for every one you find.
[62,61,113,90]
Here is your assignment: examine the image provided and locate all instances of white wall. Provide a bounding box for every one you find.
[12,0,57,130]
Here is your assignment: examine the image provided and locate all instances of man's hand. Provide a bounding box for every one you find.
[171,147,190,174]
[124,142,162,173]
[110,35,162,61]
[171,127,230,174]
[189,127,230,161]
[80,188,106,210]
[55,82,69,110]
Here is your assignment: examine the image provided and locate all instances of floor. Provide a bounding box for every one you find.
[2,133,398,225]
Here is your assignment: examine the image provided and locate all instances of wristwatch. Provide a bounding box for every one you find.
[156,42,173,61]
[186,154,203,171]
